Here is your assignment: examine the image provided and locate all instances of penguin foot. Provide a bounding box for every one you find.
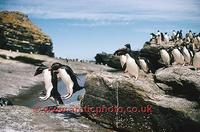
[39,96,48,100]
[123,74,130,78]
[61,94,72,99]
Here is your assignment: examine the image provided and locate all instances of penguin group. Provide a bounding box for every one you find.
[159,43,200,68]
[34,62,82,105]
[115,44,152,80]
[114,40,200,80]
[150,30,200,45]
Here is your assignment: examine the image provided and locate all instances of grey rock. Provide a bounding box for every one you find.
[81,70,200,131]
[155,65,200,101]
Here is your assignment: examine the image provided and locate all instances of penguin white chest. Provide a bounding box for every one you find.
[120,55,127,68]
[40,69,53,100]
[58,68,74,96]
[193,52,200,68]
[160,49,170,65]
[58,69,74,91]
[139,59,148,73]
[43,69,53,91]
[182,47,191,64]
[125,55,139,79]
[172,49,184,64]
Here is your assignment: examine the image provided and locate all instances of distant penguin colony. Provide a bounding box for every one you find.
[158,44,198,67]
[114,30,200,80]
[34,62,82,105]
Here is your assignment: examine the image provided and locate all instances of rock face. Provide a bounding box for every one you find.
[0,11,54,57]
[95,52,122,70]
[155,66,200,102]
[81,68,200,131]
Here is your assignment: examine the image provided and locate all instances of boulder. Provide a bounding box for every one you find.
[0,11,54,57]
[95,53,122,70]
[155,65,200,102]
[81,70,200,131]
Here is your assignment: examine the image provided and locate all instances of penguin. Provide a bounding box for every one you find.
[34,64,63,104]
[51,63,82,99]
[114,44,131,55]
[125,53,139,80]
[156,34,161,44]
[172,30,176,41]
[181,46,192,64]
[171,46,185,65]
[164,32,169,43]
[161,32,165,42]
[138,57,150,73]
[193,51,200,69]
[179,30,183,39]
[150,33,156,42]
[124,43,131,50]
[197,33,200,42]
[119,55,127,71]
[160,49,171,66]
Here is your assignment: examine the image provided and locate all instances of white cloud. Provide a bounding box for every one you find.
[1,0,200,23]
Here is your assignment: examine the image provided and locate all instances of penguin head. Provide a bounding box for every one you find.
[51,62,63,71]
[34,64,48,76]
[124,44,131,50]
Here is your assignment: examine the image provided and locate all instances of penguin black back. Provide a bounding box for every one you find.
[161,32,164,41]
[62,65,81,93]
[51,63,82,94]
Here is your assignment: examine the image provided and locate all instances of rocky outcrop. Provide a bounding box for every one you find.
[155,66,200,102]
[0,11,54,57]
[81,69,200,131]
[95,52,122,70]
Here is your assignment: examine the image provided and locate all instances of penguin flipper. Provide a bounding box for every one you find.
[58,68,74,100]
[122,63,127,71]
[39,86,53,100]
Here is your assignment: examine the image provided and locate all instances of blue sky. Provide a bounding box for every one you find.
[1,0,200,60]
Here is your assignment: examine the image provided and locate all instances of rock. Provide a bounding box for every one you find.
[155,65,200,102]
[0,11,54,57]
[81,70,200,131]
[139,43,174,73]
[95,52,122,70]
[0,97,13,106]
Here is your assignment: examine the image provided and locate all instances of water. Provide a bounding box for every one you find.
[10,74,86,108]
